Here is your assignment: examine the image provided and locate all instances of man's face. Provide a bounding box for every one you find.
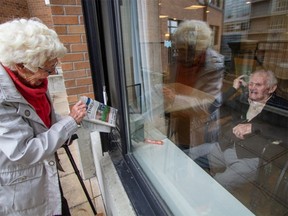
[248,73,275,102]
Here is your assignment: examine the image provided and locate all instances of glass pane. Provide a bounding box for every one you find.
[119,0,288,215]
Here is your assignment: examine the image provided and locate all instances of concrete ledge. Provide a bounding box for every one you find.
[91,131,136,216]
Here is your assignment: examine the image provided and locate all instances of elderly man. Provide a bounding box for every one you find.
[206,69,288,190]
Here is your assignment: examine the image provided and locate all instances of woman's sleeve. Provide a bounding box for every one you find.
[0,103,78,165]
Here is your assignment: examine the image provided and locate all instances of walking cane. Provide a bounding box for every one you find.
[63,134,97,215]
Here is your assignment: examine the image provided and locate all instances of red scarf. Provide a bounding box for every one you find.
[176,64,201,87]
[5,66,51,128]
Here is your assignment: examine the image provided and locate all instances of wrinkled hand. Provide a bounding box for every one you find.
[232,123,252,139]
[233,75,248,90]
[69,100,87,124]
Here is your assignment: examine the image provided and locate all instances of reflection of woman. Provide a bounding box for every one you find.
[0,18,86,215]
[166,20,225,148]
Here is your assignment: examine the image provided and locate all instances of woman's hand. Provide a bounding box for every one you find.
[163,86,175,104]
[69,100,87,124]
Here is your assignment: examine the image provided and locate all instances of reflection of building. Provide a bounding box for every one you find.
[221,0,288,98]
[159,0,224,49]
[251,1,288,80]
[221,0,251,63]
[249,0,288,41]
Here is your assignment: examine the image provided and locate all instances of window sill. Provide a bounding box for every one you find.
[132,136,254,215]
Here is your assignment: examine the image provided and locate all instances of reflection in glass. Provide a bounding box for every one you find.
[119,0,288,215]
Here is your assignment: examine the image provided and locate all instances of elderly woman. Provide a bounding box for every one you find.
[0,18,86,215]
[164,20,225,149]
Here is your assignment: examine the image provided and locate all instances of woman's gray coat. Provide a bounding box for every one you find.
[0,65,78,215]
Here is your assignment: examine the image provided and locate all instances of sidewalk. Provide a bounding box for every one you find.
[49,75,106,216]
[57,145,106,216]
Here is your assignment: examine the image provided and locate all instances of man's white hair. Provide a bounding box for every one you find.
[0,18,67,72]
[251,69,278,88]
[173,20,212,51]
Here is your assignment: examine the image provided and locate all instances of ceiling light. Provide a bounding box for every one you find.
[185,5,206,9]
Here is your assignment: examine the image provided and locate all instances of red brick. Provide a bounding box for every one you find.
[76,77,93,86]
[84,53,90,61]
[71,43,88,52]
[79,15,84,24]
[64,6,82,15]
[87,70,92,77]
[50,0,76,5]
[63,69,86,79]
[59,35,82,43]
[53,16,79,25]
[61,62,73,71]
[54,25,67,34]
[88,86,95,95]
[61,53,84,62]
[75,0,82,5]
[74,61,90,70]
[66,86,89,95]
[81,35,87,43]
[68,25,85,34]
[64,79,76,88]
[51,5,64,15]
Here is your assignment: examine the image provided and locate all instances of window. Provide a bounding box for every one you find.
[224,0,251,19]
[210,0,222,8]
[210,25,219,46]
[273,0,288,12]
[102,0,288,215]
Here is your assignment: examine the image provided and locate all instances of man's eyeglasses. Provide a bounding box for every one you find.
[38,61,58,75]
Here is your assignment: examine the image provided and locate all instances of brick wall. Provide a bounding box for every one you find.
[27,0,54,28]
[48,0,94,108]
[0,1,29,23]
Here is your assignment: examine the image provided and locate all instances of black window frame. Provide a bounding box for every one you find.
[81,0,172,215]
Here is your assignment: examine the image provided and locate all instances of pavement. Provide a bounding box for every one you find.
[57,145,106,216]
[49,76,106,216]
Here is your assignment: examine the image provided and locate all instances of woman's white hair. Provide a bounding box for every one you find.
[173,20,212,51]
[0,18,67,72]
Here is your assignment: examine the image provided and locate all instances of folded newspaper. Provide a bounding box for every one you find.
[80,96,118,131]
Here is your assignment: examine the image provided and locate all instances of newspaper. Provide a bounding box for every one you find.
[80,96,118,128]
